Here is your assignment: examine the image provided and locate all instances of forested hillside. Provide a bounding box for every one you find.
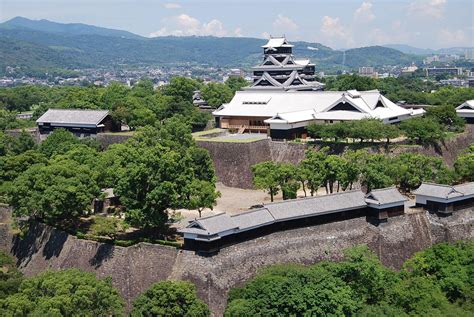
[0,17,422,75]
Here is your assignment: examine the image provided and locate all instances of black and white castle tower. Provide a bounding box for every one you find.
[248,36,323,91]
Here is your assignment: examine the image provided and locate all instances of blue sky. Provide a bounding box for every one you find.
[1,0,473,49]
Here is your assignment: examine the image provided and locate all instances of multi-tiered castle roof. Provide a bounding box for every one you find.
[248,37,323,91]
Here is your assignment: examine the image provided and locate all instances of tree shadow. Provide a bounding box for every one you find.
[11,221,42,266]
[89,243,114,268]
[42,229,68,260]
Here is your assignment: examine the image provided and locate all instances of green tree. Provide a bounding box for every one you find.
[0,252,23,300]
[324,74,377,91]
[187,179,221,218]
[0,269,124,316]
[300,148,328,196]
[400,117,445,145]
[201,82,233,108]
[38,129,80,157]
[402,241,474,307]
[391,153,452,192]
[162,77,202,102]
[112,123,218,229]
[225,76,248,93]
[276,163,299,200]
[387,276,461,316]
[454,144,474,182]
[131,281,210,317]
[8,159,100,223]
[9,130,36,155]
[335,246,399,305]
[360,154,394,192]
[323,155,345,193]
[252,161,280,202]
[225,264,359,316]
[426,105,465,132]
[0,150,47,183]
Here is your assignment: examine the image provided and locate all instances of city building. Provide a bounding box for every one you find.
[400,65,418,76]
[456,100,474,123]
[413,182,474,216]
[464,49,474,60]
[424,67,463,77]
[248,37,323,91]
[358,67,378,78]
[439,78,469,87]
[36,109,120,137]
[180,187,407,254]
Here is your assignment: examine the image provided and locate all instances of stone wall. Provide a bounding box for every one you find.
[196,140,272,188]
[1,207,472,316]
[0,208,178,311]
[95,133,133,149]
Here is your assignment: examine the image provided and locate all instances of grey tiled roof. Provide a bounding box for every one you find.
[265,190,367,220]
[192,213,238,235]
[413,183,464,199]
[180,187,412,238]
[36,109,109,126]
[231,208,275,230]
[454,182,474,196]
[365,187,407,205]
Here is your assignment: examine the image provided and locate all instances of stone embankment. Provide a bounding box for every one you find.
[1,206,472,316]
[7,125,474,189]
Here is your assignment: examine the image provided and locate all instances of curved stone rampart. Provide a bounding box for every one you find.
[1,207,472,316]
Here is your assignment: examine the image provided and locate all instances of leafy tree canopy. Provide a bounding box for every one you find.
[131,281,210,317]
[0,269,124,316]
[0,252,23,300]
[225,243,474,316]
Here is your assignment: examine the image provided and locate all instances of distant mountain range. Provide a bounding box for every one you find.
[383,44,473,56]
[0,17,429,75]
[1,16,141,39]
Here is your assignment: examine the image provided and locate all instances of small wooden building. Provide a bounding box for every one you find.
[37,109,120,137]
[413,182,474,216]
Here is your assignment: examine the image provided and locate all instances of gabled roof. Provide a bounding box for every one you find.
[36,109,109,127]
[266,109,316,124]
[456,100,474,110]
[413,183,464,199]
[214,90,411,121]
[365,187,408,205]
[182,213,238,236]
[262,37,294,48]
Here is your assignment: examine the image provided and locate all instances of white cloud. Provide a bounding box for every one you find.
[234,27,243,37]
[320,16,353,47]
[261,31,270,39]
[272,14,298,33]
[408,0,446,19]
[438,29,467,46]
[149,14,229,37]
[163,3,181,9]
[354,2,375,22]
[202,19,227,37]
